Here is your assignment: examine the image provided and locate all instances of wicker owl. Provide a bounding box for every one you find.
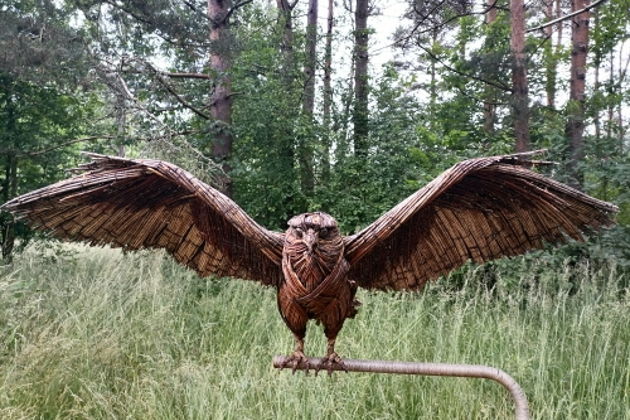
[1,151,617,372]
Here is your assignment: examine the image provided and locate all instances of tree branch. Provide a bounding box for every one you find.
[127,58,211,120]
[162,71,212,80]
[375,0,500,56]
[527,0,609,33]
[12,136,114,157]
[181,0,210,20]
[223,0,255,23]
[149,71,210,120]
[102,0,208,48]
[418,44,513,92]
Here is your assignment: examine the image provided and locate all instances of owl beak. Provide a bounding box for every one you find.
[303,230,318,254]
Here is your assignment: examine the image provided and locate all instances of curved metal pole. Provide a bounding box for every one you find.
[273,356,529,420]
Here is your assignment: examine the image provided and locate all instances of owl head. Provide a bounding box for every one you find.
[285,212,341,255]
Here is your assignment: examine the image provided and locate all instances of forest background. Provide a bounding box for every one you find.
[0,0,629,418]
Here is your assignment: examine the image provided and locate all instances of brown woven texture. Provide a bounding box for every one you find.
[1,150,618,362]
[2,153,285,285]
[344,151,618,291]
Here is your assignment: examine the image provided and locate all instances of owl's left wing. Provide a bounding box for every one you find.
[1,153,285,285]
[343,151,618,291]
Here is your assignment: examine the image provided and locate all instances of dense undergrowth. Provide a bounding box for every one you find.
[0,243,628,419]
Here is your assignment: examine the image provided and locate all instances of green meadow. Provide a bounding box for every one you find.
[1,243,628,419]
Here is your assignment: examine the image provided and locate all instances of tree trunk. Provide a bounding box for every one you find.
[556,0,563,46]
[353,0,369,156]
[510,0,530,152]
[617,49,626,148]
[1,153,17,261]
[429,30,438,126]
[544,0,557,108]
[303,0,318,116]
[277,0,296,85]
[606,49,614,141]
[1,77,17,261]
[275,0,300,214]
[300,0,318,195]
[592,10,601,142]
[483,0,497,135]
[115,93,127,157]
[322,0,334,180]
[565,0,590,187]
[336,61,354,166]
[208,0,234,194]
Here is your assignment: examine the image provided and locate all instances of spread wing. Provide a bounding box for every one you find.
[1,153,284,285]
[343,151,618,291]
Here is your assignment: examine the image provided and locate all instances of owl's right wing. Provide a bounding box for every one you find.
[343,151,617,291]
[1,154,284,285]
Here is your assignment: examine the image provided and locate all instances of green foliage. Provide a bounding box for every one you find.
[229,7,308,229]
[591,0,630,61]
[0,74,105,255]
[0,1,114,258]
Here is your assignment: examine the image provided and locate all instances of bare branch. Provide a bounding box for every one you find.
[116,72,171,130]
[417,44,513,92]
[11,136,114,157]
[223,0,255,23]
[181,0,210,20]
[162,71,212,80]
[102,0,208,48]
[378,0,499,53]
[527,0,609,32]
[142,64,210,120]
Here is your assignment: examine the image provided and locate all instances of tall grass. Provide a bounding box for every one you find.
[0,243,628,419]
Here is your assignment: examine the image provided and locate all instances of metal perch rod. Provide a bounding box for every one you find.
[273,356,529,420]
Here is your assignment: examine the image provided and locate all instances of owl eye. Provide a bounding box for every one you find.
[320,227,329,238]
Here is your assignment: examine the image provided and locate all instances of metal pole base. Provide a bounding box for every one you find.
[273,356,529,420]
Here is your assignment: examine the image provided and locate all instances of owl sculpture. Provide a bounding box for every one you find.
[1,151,617,372]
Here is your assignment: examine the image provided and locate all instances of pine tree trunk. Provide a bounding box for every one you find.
[565,0,590,187]
[303,0,318,116]
[208,0,233,194]
[544,0,557,108]
[556,0,563,45]
[275,0,298,207]
[322,0,334,180]
[483,0,497,135]
[510,0,530,152]
[277,0,296,85]
[1,77,17,261]
[429,30,437,125]
[606,49,614,141]
[300,0,318,195]
[353,0,369,156]
[115,94,127,157]
[592,10,601,142]
[1,153,17,261]
[617,50,626,148]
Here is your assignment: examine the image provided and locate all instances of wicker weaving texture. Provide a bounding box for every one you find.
[2,153,284,285]
[345,153,617,290]
[2,150,617,364]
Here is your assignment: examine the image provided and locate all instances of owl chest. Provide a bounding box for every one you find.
[290,255,328,292]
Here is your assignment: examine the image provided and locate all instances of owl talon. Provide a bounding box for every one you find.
[315,352,346,376]
[280,351,309,374]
